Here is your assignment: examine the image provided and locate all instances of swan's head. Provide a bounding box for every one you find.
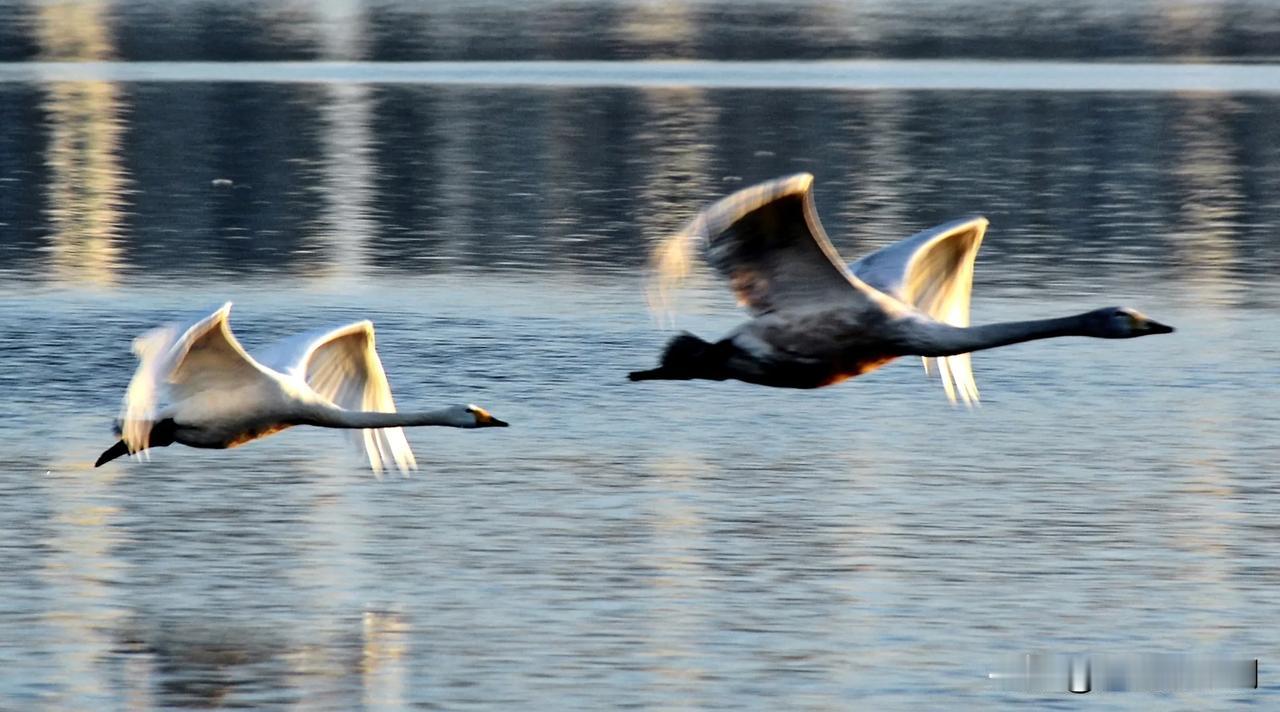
[455,404,509,428]
[1087,307,1175,338]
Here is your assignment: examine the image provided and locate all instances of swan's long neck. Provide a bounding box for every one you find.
[295,405,462,429]
[912,313,1093,358]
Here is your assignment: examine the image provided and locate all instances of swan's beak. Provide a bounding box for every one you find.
[1144,319,1175,335]
[474,411,508,427]
[469,405,509,427]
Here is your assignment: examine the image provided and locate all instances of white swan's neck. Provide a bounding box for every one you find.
[912,313,1092,358]
[294,405,464,429]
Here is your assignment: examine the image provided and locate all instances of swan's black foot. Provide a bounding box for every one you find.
[94,440,130,467]
[628,367,682,381]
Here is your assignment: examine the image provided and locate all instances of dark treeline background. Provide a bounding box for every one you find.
[2,0,1280,62]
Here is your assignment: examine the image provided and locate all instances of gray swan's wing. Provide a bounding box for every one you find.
[650,173,902,318]
[851,216,988,404]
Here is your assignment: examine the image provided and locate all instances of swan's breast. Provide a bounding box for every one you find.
[729,307,903,388]
[223,422,294,448]
[820,355,899,386]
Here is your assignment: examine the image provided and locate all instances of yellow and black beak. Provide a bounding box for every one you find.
[474,410,509,427]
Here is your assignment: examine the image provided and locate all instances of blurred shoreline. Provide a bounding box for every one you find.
[2,60,1280,93]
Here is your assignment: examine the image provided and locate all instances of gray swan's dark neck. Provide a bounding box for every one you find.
[911,314,1092,358]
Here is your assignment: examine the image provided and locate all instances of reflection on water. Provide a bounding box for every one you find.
[39,466,127,707]
[630,87,717,251]
[35,0,126,287]
[316,82,376,282]
[1166,97,1246,307]
[40,80,127,287]
[2,82,1279,304]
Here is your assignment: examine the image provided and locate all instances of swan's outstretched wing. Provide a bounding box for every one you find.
[650,173,894,318]
[120,302,277,453]
[850,216,988,405]
[256,321,416,475]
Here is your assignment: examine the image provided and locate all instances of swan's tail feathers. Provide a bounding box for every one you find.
[922,354,980,407]
[628,333,729,382]
[95,440,130,467]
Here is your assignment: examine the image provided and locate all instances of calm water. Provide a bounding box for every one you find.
[3,2,1280,710]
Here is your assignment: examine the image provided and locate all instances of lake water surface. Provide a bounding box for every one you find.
[2,2,1280,710]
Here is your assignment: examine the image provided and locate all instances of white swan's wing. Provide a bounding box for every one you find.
[650,173,893,318]
[850,216,988,405]
[120,302,277,453]
[119,323,183,456]
[257,321,416,475]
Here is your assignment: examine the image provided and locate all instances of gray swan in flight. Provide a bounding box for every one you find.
[630,173,1173,401]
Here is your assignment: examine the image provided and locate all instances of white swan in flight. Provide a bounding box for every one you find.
[630,173,1173,402]
[95,303,508,472]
